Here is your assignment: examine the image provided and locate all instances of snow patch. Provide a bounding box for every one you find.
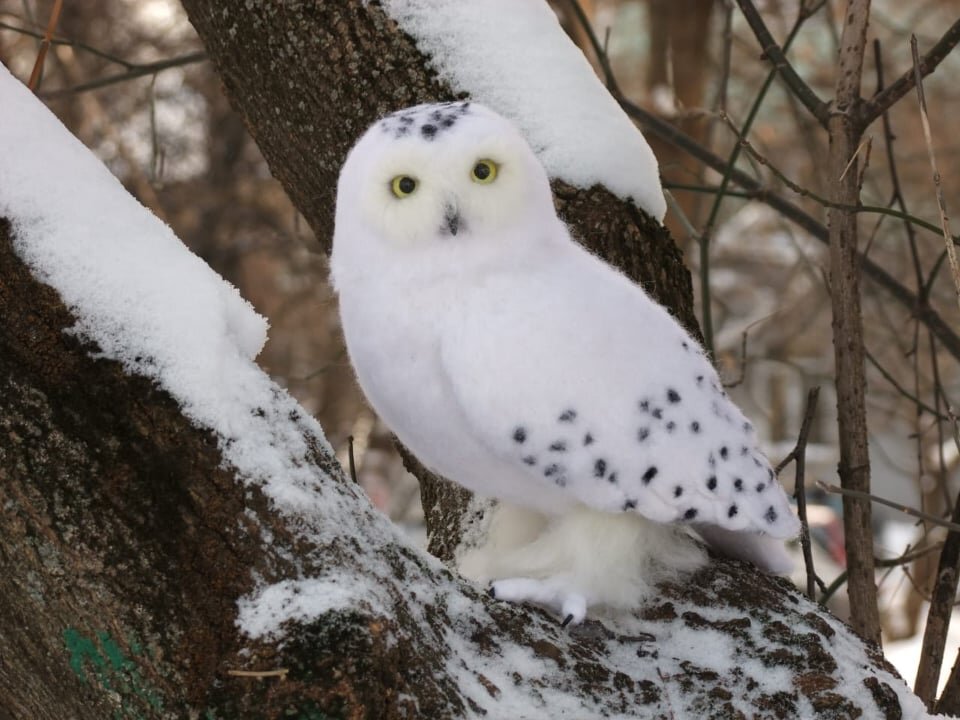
[0,64,351,522]
[238,577,385,640]
[380,0,666,220]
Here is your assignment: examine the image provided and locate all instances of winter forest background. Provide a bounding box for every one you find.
[3,0,960,717]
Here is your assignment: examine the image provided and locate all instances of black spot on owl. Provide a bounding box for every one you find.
[674,486,684,498]
[643,466,658,483]
[608,472,618,484]
[558,409,577,422]
[638,427,650,442]
[639,399,650,412]
[421,124,437,139]
[549,440,567,452]
[765,506,778,523]
[544,463,562,478]
[728,504,739,518]
[624,499,638,511]
[583,432,595,446]
[690,421,701,433]
[707,476,717,491]
[684,508,698,520]
[720,446,729,460]
[522,455,537,466]
[652,408,664,420]
[667,388,681,404]
[733,478,744,492]
[513,427,527,444]
[594,459,607,478]
[666,421,676,433]
[756,483,766,493]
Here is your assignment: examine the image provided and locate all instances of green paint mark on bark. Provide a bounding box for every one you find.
[62,627,164,718]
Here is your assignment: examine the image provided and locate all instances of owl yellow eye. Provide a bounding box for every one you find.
[391,175,418,198]
[472,159,498,184]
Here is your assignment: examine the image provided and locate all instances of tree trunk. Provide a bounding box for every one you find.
[826,0,881,646]
[0,1,925,716]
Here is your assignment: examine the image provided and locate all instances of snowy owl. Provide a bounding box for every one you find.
[331,101,799,626]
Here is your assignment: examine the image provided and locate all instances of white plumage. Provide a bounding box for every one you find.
[332,102,799,625]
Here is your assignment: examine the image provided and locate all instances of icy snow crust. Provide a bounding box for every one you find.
[380,0,667,221]
[0,66,942,719]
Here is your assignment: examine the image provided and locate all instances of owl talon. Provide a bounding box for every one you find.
[488,577,588,625]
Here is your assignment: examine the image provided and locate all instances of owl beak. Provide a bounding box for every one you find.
[443,206,460,236]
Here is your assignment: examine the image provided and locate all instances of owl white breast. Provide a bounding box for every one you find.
[331,101,799,624]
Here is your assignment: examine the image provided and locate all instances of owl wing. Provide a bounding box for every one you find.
[436,249,799,540]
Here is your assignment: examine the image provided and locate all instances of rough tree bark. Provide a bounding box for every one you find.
[0,1,926,717]
[826,0,881,646]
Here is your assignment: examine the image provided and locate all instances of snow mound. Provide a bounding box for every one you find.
[0,64,338,516]
[382,0,666,220]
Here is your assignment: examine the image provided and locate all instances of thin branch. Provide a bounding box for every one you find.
[0,20,134,67]
[779,387,824,599]
[861,17,960,127]
[865,349,950,421]
[732,0,830,126]
[818,482,960,534]
[564,0,619,94]
[39,51,207,99]
[698,4,820,355]
[667,179,955,242]
[911,34,960,315]
[616,98,960,363]
[348,435,359,484]
[819,542,944,605]
[27,0,63,92]
[717,110,958,239]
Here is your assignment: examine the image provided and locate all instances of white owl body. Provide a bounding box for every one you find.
[332,102,799,623]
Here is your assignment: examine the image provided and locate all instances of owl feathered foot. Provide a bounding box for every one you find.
[488,576,588,627]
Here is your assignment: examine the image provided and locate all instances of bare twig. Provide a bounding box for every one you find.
[226,668,289,680]
[732,0,829,125]
[819,542,944,606]
[818,482,960,534]
[861,18,960,127]
[348,435,359,484]
[778,387,824,599]
[864,349,950,421]
[619,99,960,364]
[26,0,62,92]
[911,35,960,315]
[697,4,821,354]
[39,51,207,99]
[0,20,133,67]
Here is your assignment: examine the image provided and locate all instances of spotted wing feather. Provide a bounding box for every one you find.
[438,243,799,540]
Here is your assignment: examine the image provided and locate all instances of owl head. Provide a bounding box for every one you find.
[332,102,560,286]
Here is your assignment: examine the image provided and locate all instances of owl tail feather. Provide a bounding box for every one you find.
[694,524,794,574]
